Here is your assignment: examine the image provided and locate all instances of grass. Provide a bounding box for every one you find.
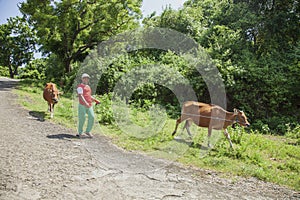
[15,80,76,129]
[14,80,300,191]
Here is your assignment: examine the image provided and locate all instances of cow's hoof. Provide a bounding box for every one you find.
[174,136,182,140]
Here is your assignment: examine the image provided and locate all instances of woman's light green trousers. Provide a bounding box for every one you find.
[78,104,95,135]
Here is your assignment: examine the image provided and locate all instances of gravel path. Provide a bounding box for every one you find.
[0,77,298,200]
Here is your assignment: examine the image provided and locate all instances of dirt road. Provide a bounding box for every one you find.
[0,77,298,200]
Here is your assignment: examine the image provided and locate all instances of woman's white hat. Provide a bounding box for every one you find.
[81,73,90,78]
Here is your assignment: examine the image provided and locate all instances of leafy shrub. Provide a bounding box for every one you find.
[286,124,300,139]
[285,124,300,145]
[94,93,114,124]
[0,66,9,77]
[19,59,46,80]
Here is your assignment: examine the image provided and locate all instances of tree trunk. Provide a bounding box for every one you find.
[13,67,18,78]
[8,65,14,79]
[64,58,72,74]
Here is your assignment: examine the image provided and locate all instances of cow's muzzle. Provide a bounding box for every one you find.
[52,98,58,103]
[246,123,250,127]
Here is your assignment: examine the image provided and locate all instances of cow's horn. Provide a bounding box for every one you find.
[234,108,239,115]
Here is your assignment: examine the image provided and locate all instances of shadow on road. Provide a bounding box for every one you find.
[0,78,19,91]
[29,111,46,122]
[47,133,92,140]
[47,133,78,139]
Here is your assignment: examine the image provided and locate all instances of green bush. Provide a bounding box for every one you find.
[286,124,300,145]
[19,59,46,80]
[94,93,114,124]
[0,66,9,77]
[286,124,300,139]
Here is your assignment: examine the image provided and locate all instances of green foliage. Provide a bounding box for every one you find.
[94,93,114,124]
[286,124,300,139]
[20,0,142,75]
[286,124,300,145]
[0,16,36,78]
[19,58,46,80]
[85,51,195,114]
[0,66,9,77]
[143,0,300,134]
[12,0,299,134]
[43,54,65,82]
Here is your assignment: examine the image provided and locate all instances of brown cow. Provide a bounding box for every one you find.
[172,101,250,148]
[43,83,60,118]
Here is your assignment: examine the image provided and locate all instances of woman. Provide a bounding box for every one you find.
[76,73,100,138]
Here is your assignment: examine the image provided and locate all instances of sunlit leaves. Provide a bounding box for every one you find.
[0,16,36,78]
[20,0,142,74]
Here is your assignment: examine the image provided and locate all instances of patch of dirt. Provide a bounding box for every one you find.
[0,77,299,200]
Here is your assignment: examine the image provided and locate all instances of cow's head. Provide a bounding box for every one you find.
[46,83,60,104]
[233,109,250,127]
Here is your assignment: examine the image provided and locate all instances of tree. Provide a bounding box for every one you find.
[20,0,142,77]
[142,0,300,133]
[231,0,300,55]
[0,17,36,78]
[19,58,46,80]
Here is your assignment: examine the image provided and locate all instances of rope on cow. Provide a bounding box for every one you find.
[181,112,244,124]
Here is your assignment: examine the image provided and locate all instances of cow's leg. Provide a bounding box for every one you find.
[172,115,190,136]
[50,103,54,118]
[184,120,193,137]
[172,117,182,136]
[224,129,233,148]
[207,127,212,148]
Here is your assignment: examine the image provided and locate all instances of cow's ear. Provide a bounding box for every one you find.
[234,108,239,115]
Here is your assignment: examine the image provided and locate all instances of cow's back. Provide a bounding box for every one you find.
[182,101,211,115]
[181,101,210,127]
[182,101,227,129]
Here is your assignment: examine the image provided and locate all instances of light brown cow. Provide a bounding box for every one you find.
[172,101,250,148]
[43,83,60,118]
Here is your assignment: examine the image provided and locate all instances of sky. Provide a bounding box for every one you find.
[0,0,187,25]
[0,0,22,25]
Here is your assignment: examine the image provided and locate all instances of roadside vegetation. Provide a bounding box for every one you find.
[15,80,300,191]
